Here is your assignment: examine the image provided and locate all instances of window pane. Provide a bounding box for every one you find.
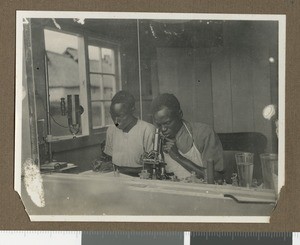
[91,101,103,128]
[92,102,113,128]
[90,74,103,100]
[101,48,115,74]
[103,75,116,100]
[88,45,102,73]
[104,101,113,125]
[44,29,82,137]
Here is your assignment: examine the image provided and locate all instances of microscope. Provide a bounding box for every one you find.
[140,128,167,180]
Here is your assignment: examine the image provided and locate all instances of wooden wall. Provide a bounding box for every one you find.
[156,48,214,125]
[154,21,278,152]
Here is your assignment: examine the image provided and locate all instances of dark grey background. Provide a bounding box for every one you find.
[82,231,183,245]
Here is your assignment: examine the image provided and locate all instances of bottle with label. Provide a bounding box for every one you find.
[152,168,157,180]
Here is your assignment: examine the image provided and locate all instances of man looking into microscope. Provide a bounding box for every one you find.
[151,93,224,181]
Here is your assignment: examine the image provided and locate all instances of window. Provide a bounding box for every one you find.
[44,29,84,137]
[44,29,120,139]
[88,43,119,129]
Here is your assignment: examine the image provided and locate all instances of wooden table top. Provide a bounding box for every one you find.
[20,171,276,221]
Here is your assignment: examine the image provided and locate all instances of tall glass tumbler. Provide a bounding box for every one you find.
[260,153,278,190]
[235,152,254,188]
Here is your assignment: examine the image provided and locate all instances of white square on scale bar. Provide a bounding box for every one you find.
[293,233,300,245]
[0,231,82,245]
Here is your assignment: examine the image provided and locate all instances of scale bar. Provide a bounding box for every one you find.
[0,231,299,244]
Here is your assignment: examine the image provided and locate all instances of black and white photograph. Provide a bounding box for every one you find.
[15,11,285,222]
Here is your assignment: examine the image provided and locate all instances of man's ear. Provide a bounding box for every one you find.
[178,109,183,118]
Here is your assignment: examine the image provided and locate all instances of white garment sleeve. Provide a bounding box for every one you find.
[196,127,224,172]
[143,124,155,153]
[104,126,113,156]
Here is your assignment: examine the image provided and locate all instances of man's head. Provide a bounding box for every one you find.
[110,91,136,130]
[151,93,183,139]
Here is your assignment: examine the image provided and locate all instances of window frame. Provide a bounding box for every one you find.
[42,25,122,141]
[87,37,122,132]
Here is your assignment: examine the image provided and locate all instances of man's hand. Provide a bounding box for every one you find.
[163,138,180,157]
[163,138,206,179]
[91,159,113,172]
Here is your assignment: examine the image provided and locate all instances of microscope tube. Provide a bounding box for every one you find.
[153,128,160,152]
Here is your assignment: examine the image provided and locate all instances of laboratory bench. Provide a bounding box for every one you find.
[21,171,276,218]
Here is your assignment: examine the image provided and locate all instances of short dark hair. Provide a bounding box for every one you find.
[111,90,135,110]
[151,93,181,117]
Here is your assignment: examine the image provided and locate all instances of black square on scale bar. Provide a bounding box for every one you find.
[191,232,292,245]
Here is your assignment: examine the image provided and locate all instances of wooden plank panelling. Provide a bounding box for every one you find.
[230,46,255,132]
[157,48,213,125]
[211,48,233,133]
